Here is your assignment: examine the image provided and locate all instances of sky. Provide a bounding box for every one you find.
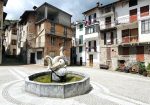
[4,0,118,22]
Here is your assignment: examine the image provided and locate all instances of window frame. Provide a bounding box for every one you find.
[141,19,150,34]
[79,46,83,53]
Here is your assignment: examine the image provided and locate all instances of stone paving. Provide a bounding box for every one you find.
[0,65,150,105]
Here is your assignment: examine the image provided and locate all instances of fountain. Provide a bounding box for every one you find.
[25,46,91,98]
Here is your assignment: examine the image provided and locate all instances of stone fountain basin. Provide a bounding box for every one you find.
[25,71,90,98]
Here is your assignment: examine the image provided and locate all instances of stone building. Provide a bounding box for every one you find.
[4,22,18,56]
[18,2,72,65]
[76,0,150,70]
[0,0,8,64]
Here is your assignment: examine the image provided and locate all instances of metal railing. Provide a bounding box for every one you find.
[87,47,97,52]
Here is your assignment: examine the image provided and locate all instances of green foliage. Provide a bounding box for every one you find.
[138,62,146,71]
[146,63,150,71]
[115,67,120,71]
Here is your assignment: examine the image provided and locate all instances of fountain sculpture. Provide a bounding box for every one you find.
[25,46,91,98]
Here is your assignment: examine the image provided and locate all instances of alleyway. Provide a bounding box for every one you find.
[0,65,150,105]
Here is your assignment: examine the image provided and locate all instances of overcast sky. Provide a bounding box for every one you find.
[4,0,118,22]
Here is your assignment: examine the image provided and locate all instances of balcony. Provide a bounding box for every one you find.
[87,47,97,52]
[100,22,115,31]
[122,35,138,44]
[85,19,99,27]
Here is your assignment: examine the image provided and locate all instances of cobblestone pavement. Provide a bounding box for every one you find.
[0,65,150,105]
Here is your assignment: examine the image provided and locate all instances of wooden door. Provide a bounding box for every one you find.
[136,46,144,62]
[107,47,111,60]
[89,55,93,67]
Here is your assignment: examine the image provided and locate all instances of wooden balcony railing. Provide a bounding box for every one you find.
[122,35,138,43]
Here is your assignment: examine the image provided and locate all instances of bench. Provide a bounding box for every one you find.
[100,64,109,69]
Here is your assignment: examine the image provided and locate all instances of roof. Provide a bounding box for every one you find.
[83,0,125,14]
[20,10,35,19]
[20,10,35,24]
[35,2,72,17]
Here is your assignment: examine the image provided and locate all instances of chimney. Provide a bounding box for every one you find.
[33,6,37,10]
[97,2,100,7]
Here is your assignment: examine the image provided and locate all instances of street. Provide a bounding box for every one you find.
[0,65,150,105]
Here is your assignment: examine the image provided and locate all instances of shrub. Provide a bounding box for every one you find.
[146,63,150,71]
[146,63,150,77]
[138,62,146,74]
[115,67,120,71]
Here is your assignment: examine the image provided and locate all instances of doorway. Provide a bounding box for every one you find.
[80,57,82,65]
[89,55,93,67]
[136,46,144,62]
[30,53,35,64]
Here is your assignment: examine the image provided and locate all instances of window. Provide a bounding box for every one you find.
[64,27,67,36]
[140,5,149,17]
[37,51,42,59]
[79,35,83,44]
[122,29,130,37]
[105,17,111,28]
[12,29,17,35]
[130,28,138,36]
[50,23,55,34]
[50,37,55,45]
[122,29,130,43]
[79,24,83,31]
[129,0,137,7]
[88,41,91,52]
[85,25,98,34]
[130,9,137,23]
[122,47,130,55]
[141,19,150,34]
[79,46,82,53]
[104,32,114,45]
[86,13,97,25]
[105,17,111,24]
[11,40,16,45]
[94,40,97,52]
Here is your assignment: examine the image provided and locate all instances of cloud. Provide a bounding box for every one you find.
[4,0,118,22]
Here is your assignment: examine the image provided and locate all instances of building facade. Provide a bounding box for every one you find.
[0,0,8,64]
[115,0,150,68]
[75,22,86,66]
[17,2,72,65]
[4,22,18,56]
[83,4,101,68]
[76,0,150,70]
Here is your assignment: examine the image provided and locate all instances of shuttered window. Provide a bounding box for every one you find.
[140,5,149,17]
